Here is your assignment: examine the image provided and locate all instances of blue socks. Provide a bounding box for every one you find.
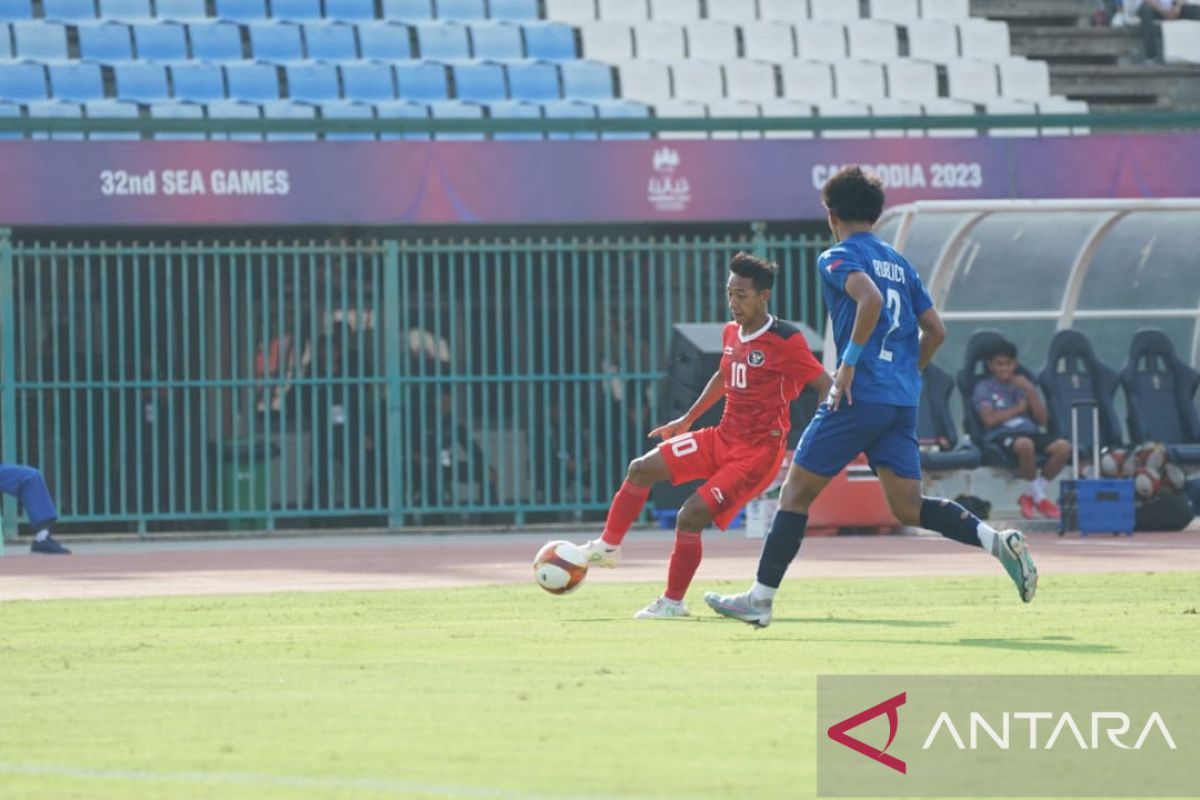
[919,497,985,548]
[755,510,808,589]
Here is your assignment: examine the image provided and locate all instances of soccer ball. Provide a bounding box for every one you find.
[1162,462,1187,494]
[1100,447,1127,478]
[533,540,589,595]
[1130,442,1168,473]
[1133,467,1162,501]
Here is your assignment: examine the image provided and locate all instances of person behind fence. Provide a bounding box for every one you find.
[1135,0,1200,60]
[413,387,499,507]
[971,339,1072,521]
[0,463,71,554]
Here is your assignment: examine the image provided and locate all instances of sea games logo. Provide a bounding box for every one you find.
[647,147,690,213]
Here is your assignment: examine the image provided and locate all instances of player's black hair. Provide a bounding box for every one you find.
[728,252,778,292]
[821,166,886,224]
[985,339,1018,360]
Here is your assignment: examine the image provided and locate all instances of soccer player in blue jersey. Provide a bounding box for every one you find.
[704,166,1037,628]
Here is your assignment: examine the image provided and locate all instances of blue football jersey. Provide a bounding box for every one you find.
[818,232,933,407]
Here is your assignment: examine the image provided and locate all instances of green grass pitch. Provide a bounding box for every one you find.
[1,572,1197,800]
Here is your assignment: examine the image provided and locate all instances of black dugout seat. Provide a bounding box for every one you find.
[918,363,981,471]
[956,329,1043,468]
[1038,329,1123,459]
[1120,328,1200,464]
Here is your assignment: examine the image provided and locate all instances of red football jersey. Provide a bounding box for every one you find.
[718,316,825,446]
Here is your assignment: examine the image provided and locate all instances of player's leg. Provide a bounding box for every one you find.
[0,463,69,555]
[1033,437,1071,519]
[1009,436,1040,519]
[633,492,711,619]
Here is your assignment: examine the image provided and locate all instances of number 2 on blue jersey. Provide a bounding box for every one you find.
[878,288,902,363]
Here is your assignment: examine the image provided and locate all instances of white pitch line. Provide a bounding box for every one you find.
[0,762,644,800]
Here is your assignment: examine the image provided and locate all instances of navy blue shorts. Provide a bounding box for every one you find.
[793,400,922,480]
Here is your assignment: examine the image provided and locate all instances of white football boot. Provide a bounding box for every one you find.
[633,597,690,619]
[578,538,621,568]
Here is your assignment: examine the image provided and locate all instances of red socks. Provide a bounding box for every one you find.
[600,480,651,546]
[664,530,703,602]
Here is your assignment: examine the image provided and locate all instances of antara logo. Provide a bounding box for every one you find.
[922,711,1176,751]
[828,692,907,774]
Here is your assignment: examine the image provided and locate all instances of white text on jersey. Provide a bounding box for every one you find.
[872,260,906,284]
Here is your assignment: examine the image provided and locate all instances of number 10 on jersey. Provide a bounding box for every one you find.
[731,362,748,389]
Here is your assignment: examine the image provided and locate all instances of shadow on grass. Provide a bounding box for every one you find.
[771,617,953,629]
[748,632,1124,654]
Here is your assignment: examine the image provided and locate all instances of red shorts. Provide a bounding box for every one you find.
[658,427,785,530]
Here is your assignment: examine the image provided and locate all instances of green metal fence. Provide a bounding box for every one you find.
[0,228,826,537]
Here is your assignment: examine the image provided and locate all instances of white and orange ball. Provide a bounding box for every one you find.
[1100,447,1127,478]
[533,540,589,595]
[1133,467,1162,501]
[1162,462,1187,494]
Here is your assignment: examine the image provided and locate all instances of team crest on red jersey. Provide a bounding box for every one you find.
[748,350,765,367]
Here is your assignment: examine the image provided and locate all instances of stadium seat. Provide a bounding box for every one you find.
[794,21,846,59]
[132,22,189,59]
[905,19,959,60]
[598,0,648,22]
[470,21,525,58]
[303,22,359,59]
[957,329,1045,468]
[248,22,307,59]
[48,63,106,103]
[415,22,472,58]
[522,22,578,59]
[225,63,282,101]
[809,0,858,20]
[722,60,776,102]
[436,0,486,19]
[983,98,1038,137]
[559,59,614,100]
[996,57,1051,102]
[706,0,754,23]
[832,60,885,102]
[543,0,595,22]
[149,100,205,139]
[0,103,22,140]
[741,21,796,61]
[374,99,430,139]
[205,98,262,140]
[845,19,898,58]
[1036,95,1088,135]
[156,0,207,18]
[489,0,539,20]
[272,0,323,20]
[358,23,415,59]
[78,22,135,60]
[921,0,968,19]
[394,60,449,99]
[26,100,85,140]
[506,61,560,102]
[958,18,1010,60]
[613,59,670,102]
[1162,20,1200,64]
[100,0,152,13]
[43,0,97,20]
[867,0,918,22]
[595,97,648,139]
[487,99,541,139]
[214,0,269,21]
[171,63,227,102]
[922,96,976,136]
[917,363,982,472]
[669,60,724,102]
[0,0,34,18]
[816,98,871,138]
[261,98,316,139]
[882,59,937,101]
[428,98,484,139]
[580,21,635,60]
[12,22,71,60]
[686,21,738,59]
[1039,329,1124,457]
[944,58,998,103]
[869,96,923,136]
[450,61,507,102]
[113,62,171,102]
[779,59,834,102]
[85,99,141,140]
[652,97,705,139]
[285,62,340,101]
[333,0,382,19]
[633,21,684,59]
[1121,330,1200,463]
[320,100,376,140]
[705,97,758,139]
[758,0,808,23]
[0,63,49,102]
[341,62,396,100]
[189,23,245,60]
[648,0,698,21]
[541,98,596,139]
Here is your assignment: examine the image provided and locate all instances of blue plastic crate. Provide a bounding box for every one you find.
[1059,478,1134,536]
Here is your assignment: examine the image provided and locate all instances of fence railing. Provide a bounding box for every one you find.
[0,228,827,538]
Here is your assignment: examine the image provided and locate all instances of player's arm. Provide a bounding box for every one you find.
[830,272,882,411]
[975,396,1029,428]
[1011,374,1048,426]
[916,306,945,371]
[647,369,724,440]
[808,370,834,400]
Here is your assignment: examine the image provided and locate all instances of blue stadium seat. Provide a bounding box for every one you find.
[428,98,483,139]
[595,98,647,139]
[341,62,395,100]
[0,62,48,103]
[469,22,523,58]
[171,63,227,101]
[132,22,189,59]
[99,0,152,17]
[382,0,433,19]
[85,99,141,140]
[48,63,106,102]
[488,0,538,20]
[0,0,34,19]
[215,0,269,21]
[77,22,135,60]
[506,61,559,102]
[261,99,316,139]
[374,99,429,139]
[43,0,97,20]
[328,0,378,19]
[415,21,471,58]
[26,100,85,140]
[225,63,281,101]
[303,22,359,59]
[320,100,375,140]
[436,0,485,19]
[0,103,22,141]
[189,22,245,60]
[487,99,540,139]
[394,61,448,99]
[205,98,262,140]
[12,22,70,60]
[559,60,613,100]
[541,98,595,139]
[149,100,205,140]
[272,0,322,20]
[285,62,340,101]
[522,22,577,60]
[247,21,306,59]
[451,61,506,102]
[114,62,171,102]
[358,22,414,59]
[156,0,208,19]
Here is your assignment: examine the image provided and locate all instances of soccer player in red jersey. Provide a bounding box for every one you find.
[579,252,832,618]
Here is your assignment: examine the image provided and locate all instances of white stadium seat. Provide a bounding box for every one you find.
[649,0,700,21]
[723,59,778,100]
[634,20,687,58]
[943,58,999,103]
[794,20,846,59]
[883,58,938,100]
[1036,95,1089,135]
[706,98,761,138]
[832,60,886,101]
[758,0,809,23]
[845,19,899,57]
[984,98,1038,137]
[996,56,1050,101]
[869,97,923,137]
[921,0,968,19]
[816,98,871,138]
[779,59,835,101]
[922,96,977,136]
[809,0,858,20]
[544,0,596,22]
[759,97,815,138]
[741,21,796,60]
[957,18,1010,60]
[706,0,756,23]
[580,21,635,59]
[615,58,673,101]
[668,59,726,100]
[653,97,709,138]
[1162,20,1200,63]
[598,0,649,22]
[867,0,919,21]
[686,20,740,58]
[905,19,958,60]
